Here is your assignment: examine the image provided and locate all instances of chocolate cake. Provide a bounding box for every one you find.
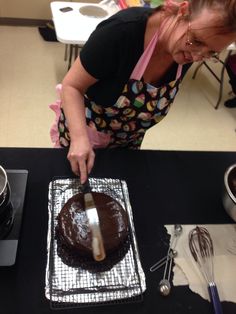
[56,192,130,272]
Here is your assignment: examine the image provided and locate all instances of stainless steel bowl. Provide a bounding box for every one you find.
[0,165,8,207]
[222,164,236,221]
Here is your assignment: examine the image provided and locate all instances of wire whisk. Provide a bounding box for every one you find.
[189,226,223,314]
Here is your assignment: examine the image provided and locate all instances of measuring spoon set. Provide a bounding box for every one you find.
[149,224,183,296]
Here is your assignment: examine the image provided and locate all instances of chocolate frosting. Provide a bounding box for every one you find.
[57,192,129,257]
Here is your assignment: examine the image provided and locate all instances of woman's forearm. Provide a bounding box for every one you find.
[61,84,89,142]
[60,56,98,144]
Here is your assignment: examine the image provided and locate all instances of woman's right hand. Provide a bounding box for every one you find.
[61,56,99,183]
[67,137,95,184]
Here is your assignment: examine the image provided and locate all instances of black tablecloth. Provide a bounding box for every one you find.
[0,147,235,314]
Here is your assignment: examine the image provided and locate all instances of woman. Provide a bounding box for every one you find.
[51,0,236,183]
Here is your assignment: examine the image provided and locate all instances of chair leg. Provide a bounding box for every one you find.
[215,50,232,110]
[215,63,225,109]
[192,61,204,79]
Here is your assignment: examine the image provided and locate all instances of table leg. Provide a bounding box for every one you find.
[74,45,79,61]
[68,44,73,70]
[64,44,68,61]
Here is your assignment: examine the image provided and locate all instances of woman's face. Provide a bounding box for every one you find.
[168,8,236,64]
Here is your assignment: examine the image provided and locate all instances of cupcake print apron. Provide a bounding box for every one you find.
[50,23,183,149]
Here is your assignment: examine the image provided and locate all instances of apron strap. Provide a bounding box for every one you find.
[130,30,160,80]
[130,20,183,81]
[176,64,182,80]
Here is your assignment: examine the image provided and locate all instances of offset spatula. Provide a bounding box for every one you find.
[82,180,106,261]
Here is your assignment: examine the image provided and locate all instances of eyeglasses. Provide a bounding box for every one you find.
[185,22,220,60]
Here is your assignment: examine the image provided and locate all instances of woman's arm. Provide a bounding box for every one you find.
[61,56,98,184]
[60,9,136,182]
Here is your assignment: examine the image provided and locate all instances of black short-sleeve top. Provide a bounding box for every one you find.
[80,7,191,107]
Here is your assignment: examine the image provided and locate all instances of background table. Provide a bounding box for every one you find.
[51,1,119,68]
[0,148,236,314]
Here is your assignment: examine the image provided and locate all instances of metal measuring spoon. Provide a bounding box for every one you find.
[158,252,174,296]
[150,249,178,272]
[159,279,171,296]
[158,224,183,296]
[174,224,183,238]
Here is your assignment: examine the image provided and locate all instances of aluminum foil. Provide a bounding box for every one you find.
[45,177,146,305]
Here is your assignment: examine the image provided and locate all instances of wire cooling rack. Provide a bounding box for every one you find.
[45,177,146,310]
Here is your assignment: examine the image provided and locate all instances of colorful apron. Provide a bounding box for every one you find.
[50,24,183,149]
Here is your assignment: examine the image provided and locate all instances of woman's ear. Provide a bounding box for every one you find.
[178,1,190,17]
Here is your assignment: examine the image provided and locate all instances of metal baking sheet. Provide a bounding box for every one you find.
[45,177,146,306]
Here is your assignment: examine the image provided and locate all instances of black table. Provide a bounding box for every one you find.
[0,147,235,314]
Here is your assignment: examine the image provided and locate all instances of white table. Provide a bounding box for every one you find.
[51,1,119,68]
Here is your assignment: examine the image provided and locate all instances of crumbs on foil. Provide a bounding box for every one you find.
[45,177,146,306]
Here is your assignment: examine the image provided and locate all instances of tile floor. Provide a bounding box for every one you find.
[0,25,235,151]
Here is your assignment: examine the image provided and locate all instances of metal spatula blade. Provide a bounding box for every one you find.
[82,180,106,261]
